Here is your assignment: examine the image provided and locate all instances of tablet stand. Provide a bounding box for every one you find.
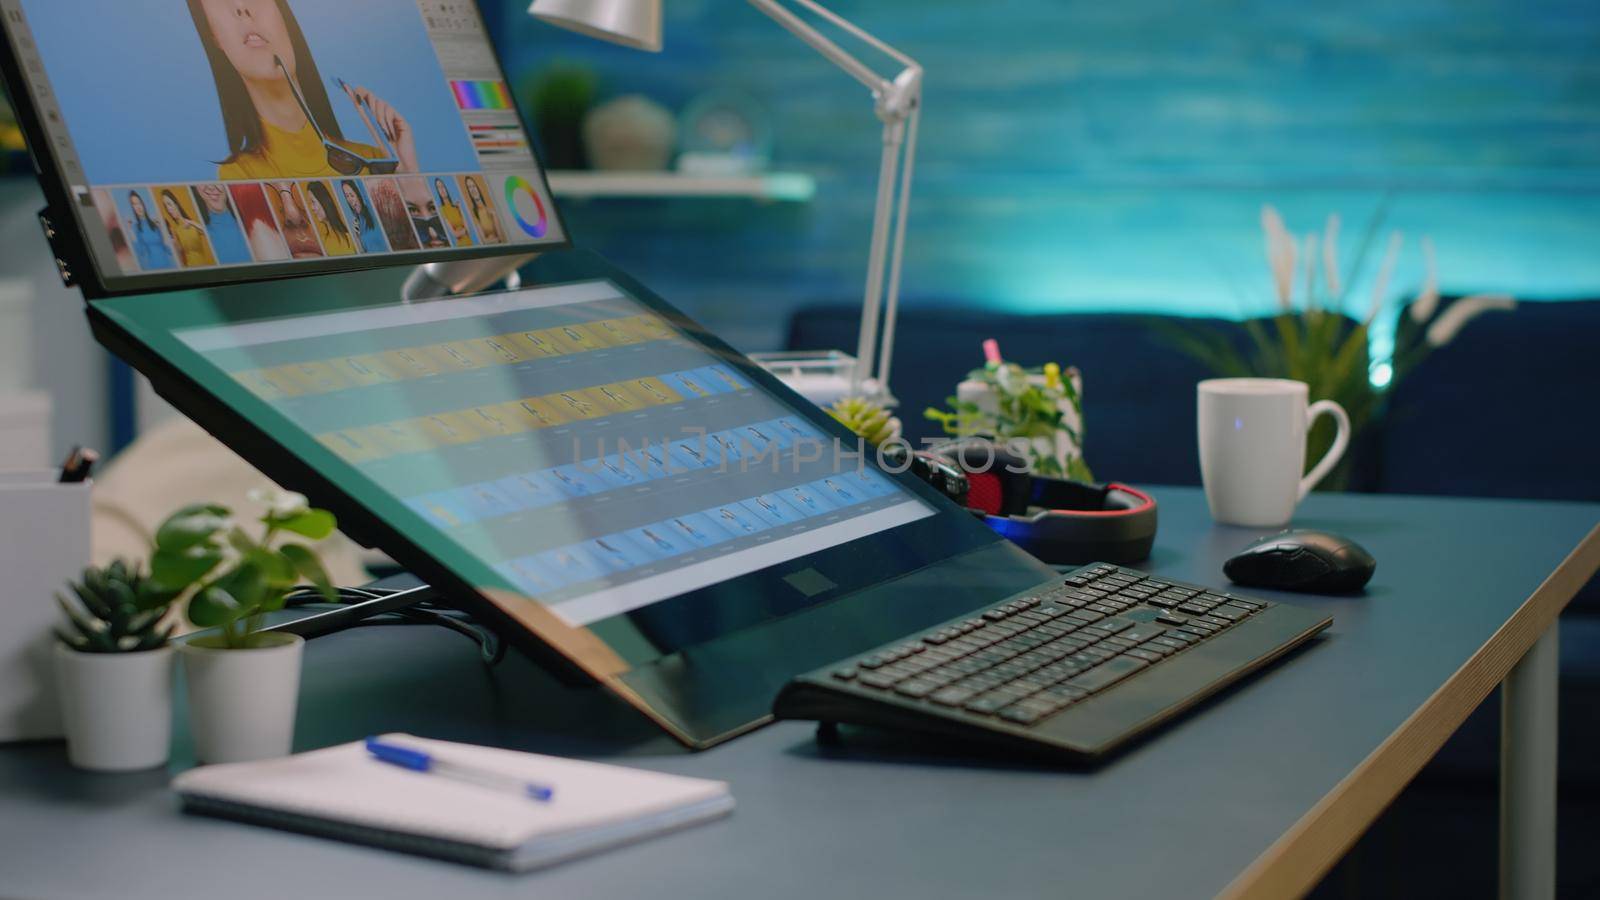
[399,254,539,302]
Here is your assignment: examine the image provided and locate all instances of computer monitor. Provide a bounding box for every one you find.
[0,0,566,296]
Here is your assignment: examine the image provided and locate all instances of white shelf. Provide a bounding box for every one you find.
[545,170,816,203]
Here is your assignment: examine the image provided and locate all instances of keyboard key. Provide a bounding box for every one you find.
[1101,636,1137,650]
[963,695,1009,715]
[832,667,857,680]
[1080,645,1117,661]
[923,631,950,645]
[858,672,898,689]
[1196,615,1234,629]
[1064,610,1104,624]
[1123,647,1164,663]
[1065,656,1148,693]
[983,609,1009,621]
[1086,603,1120,615]
[895,680,938,698]
[1149,636,1190,652]
[858,655,888,669]
[930,686,977,706]
[1224,596,1265,610]
[999,705,1043,724]
[1155,613,1190,626]
[1076,626,1112,642]
[1176,603,1210,616]
[1179,622,1218,637]
[1121,624,1166,644]
[1097,617,1136,634]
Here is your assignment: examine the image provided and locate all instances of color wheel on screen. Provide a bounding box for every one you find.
[504,176,549,239]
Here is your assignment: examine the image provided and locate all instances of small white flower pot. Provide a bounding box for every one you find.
[54,643,174,772]
[179,632,303,764]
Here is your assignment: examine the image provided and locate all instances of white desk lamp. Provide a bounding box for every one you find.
[529,0,923,401]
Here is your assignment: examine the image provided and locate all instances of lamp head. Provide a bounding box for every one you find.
[528,0,663,52]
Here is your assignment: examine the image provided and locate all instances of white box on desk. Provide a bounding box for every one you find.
[0,470,90,742]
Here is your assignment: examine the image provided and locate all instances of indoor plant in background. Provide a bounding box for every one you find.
[926,343,1094,482]
[1165,204,1515,490]
[53,560,179,771]
[156,489,337,764]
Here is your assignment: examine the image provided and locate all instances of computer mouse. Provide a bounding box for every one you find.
[1223,529,1375,594]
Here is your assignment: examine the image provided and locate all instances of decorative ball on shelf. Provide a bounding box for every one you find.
[677,90,772,176]
[582,95,678,172]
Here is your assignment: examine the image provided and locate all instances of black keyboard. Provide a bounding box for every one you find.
[773,563,1332,761]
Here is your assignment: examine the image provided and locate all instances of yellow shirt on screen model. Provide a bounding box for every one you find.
[471,204,503,243]
[216,120,383,181]
[317,220,357,256]
[170,220,217,268]
[440,202,474,246]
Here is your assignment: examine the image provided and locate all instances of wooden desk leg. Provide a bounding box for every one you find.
[1500,621,1559,900]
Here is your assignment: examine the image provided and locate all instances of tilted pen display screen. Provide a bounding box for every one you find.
[175,281,935,626]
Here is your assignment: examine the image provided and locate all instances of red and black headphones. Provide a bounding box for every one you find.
[932,444,1158,566]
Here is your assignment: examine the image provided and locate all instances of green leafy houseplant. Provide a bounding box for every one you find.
[926,360,1094,482]
[56,559,178,653]
[153,490,338,650]
[521,61,598,170]
[1165,204,1514,490]
[827,396,900,447]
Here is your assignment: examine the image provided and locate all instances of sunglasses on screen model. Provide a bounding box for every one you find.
[275,56,400,176]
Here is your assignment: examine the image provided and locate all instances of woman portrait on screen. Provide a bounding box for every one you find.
[433,176,475,247]
[124,191,176,271]
[188,0,419,180]
[268,181,325,258]
[339,179,388,254]
[159,188,218,269]
[192,183,253,265]
[304,181,356,256]
[460,175,505,245]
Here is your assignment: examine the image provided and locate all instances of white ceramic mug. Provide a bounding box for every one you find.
[1198,378,1351,527]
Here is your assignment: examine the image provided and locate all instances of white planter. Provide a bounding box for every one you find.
[179,632,303,764]
[53,644,173,771]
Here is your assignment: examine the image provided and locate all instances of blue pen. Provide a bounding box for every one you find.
[365,737,555,802]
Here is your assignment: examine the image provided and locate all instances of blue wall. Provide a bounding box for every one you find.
[484,0,1600,355]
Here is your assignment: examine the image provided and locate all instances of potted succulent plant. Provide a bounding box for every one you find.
[53,560,180,771]
[155,489,337,764]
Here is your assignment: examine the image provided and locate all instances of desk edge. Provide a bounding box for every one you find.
[1219,521,1600,900]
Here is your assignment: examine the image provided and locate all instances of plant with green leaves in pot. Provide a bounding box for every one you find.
[53,560,181,771]
[1164,203,1515,491]
[159,488,339,764]
[521,61,598,170]
[827,396,901,447]
[926,354,1094,482]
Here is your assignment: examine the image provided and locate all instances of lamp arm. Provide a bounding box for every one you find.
[747,0,894,95]
[748,0,923,398]
[874,100,920,391]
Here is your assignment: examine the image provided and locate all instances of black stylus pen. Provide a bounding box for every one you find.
[58,445,99,483]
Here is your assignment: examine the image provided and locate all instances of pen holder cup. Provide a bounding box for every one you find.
[0,471,91,744]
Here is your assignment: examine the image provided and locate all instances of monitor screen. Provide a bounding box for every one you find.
[1,0,565,293]
[169,279,937,627]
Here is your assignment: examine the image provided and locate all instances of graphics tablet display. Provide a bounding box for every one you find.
[172,279,936,627]
[0,0,565,294]
[88,252,1044,747]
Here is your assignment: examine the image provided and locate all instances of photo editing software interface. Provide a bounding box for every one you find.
[176,281,936,627]
[2,0,563,286]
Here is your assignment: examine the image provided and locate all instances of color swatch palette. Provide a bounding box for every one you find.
[451,79,514,110]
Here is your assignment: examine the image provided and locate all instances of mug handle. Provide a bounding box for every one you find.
[1298,400,1352,500]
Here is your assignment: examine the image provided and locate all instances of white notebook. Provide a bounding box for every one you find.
[171,734,734,871]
